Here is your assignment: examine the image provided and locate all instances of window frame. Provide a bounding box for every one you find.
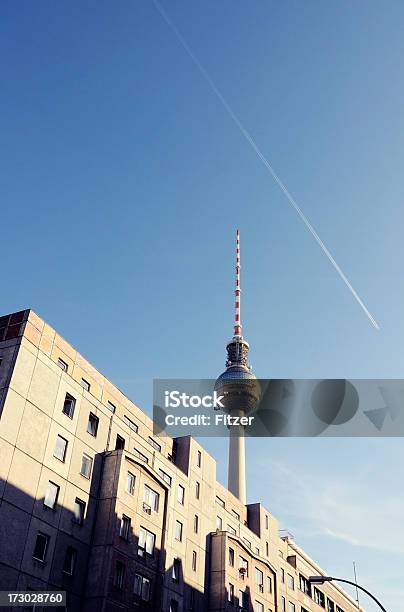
[138,526,156,557]
[148,436,161,452]
[57,358,68,372]
[62,393,76,419]
[120,514,131,540]
[114,561,125,589]
[73,497,86,525]
[87,412,99,437]
[123,415,138,432]
[126,471,136,495]
[53,435,68,462]
[177,484,185,505]
[44,481,60,510]
[62,546,77,576]
[33,532,49,563]
[81,378,91,392]
[175,519,183,542]
[80,453,93,479]
[143,484,159,512]
[133,573,151,601]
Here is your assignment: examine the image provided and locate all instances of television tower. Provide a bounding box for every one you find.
[215,230,261,505]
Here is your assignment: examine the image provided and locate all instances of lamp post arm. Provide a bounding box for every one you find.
[328,578,387,612]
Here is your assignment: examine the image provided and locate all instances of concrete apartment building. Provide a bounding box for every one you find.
[0,309,365,612]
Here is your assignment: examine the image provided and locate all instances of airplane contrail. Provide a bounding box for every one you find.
[152,0,380,330]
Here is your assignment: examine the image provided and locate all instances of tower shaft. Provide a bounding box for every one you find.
[228,409,246,504]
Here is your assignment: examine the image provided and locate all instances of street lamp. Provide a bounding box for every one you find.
[308,576,387,612]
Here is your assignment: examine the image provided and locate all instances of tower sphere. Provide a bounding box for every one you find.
[215,337,261,416]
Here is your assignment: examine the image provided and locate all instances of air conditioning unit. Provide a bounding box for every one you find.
[142,502,152,514]
[259,584,264,593]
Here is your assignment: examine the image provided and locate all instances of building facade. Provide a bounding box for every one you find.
[0,309,364,612]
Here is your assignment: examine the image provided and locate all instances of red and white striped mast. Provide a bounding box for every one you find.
[234,229,242,337]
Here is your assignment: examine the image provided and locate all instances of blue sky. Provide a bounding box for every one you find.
[1,1,404,609]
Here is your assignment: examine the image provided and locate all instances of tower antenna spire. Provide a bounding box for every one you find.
[234,229,242,337]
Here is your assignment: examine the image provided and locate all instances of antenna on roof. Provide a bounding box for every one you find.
[353,561,360,609]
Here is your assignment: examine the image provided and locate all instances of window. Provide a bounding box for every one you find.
[73,498,86,524]
[134,573,150,601]
[288,604,295,612]
[227,524,236,535]
[243,537,251,549]
[115,434,125,450]
[266,542,269,556]
[229,547,235,567]
[228,583,234,604]
[114,561,125,589]
[134,449,148,463]
[314,588,325,608]
[63,546,76,575]
[57,358,68,372]
[87,412,99,437]
[239,556,248,577]
[33,532,49,562]
[239,590,248,608]
[44,481,59,510]
[265,514,269,529]
[196,450,202,467]
[255,568,264,590]
[194,514,199,533]
[287,574,295,590]
[124,415,138,432]
[54,435,68,462]
[81,378,91,392]
[255,603,264,612]
[159,468,172,486]
[327,600,335,612]
[169,600,178,612]
[216,496,225,508]
[336,607,345,612]
[281,568,285,583]
[126,471,135,495]
[281,597,286,612]
[267,576,272,593]
[232,509,240,520]
[175,520,183,541]
[299,575,311,596]
[80,453,93,479]
[143,484,159,512]
[148,437,161,452]
[120,515,131,540]
[192,550,197,571]
[106,400,116,413]
[216,515,223,530]
[138,527,155,556]
[172,558,181,582]
[195,481,200,499]
[177,484,185,505]
[62,393,76,418]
